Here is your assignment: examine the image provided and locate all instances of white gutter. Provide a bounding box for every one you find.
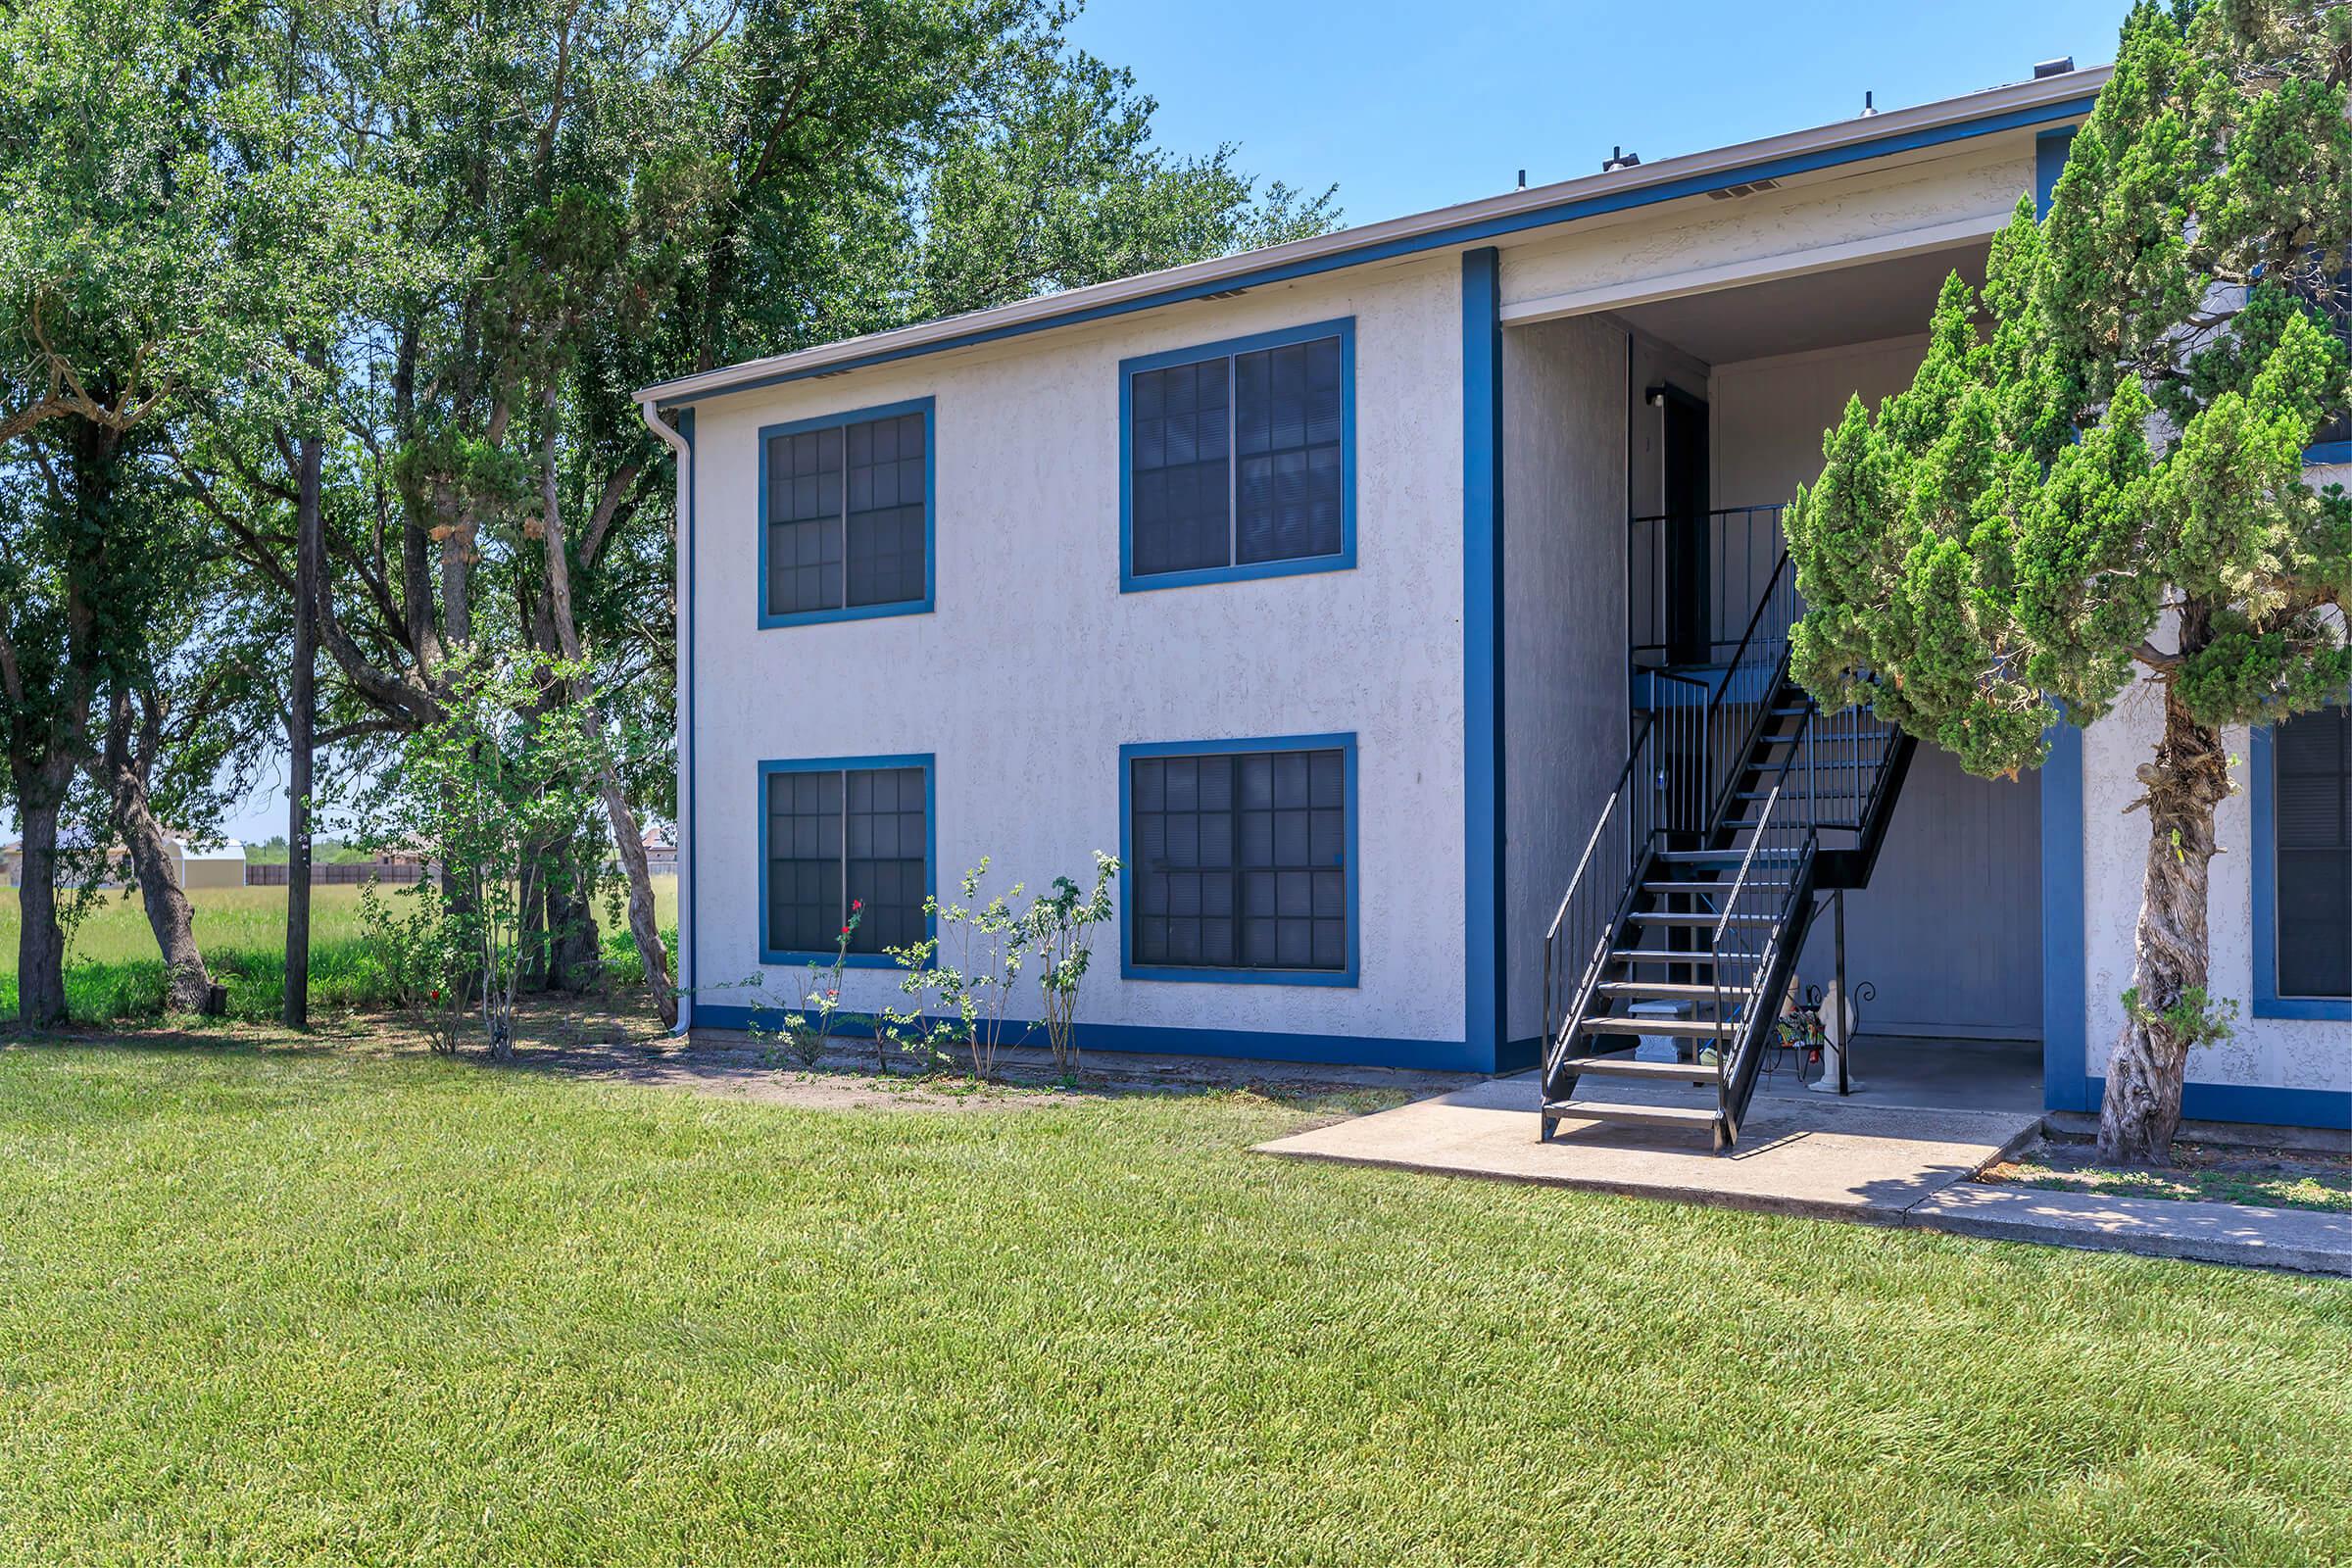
[639,400,695,1036]
[636,64,2109,411]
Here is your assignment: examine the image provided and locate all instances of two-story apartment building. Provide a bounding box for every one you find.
[637,58,2352,1140]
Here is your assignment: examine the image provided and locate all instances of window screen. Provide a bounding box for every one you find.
[2293,265,2352,450]
[764,409,927,617]
[1130,332,1345,578]
[765,764,927,957]
[2275,703,2352,999]
[1129,747,1347,971]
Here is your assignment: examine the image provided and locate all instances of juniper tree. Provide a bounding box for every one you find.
[1787,0,2352,1161]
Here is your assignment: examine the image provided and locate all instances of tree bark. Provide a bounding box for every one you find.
[284,428,323,1029]
[96,689,212,1012]
[535,387,676,1025]
[2097,679,2233,1164]
[10,777,70,1027]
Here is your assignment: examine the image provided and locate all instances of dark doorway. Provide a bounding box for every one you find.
[1658,386,1711,667]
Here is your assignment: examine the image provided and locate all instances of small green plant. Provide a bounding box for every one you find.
[358,879,472,1054]
[886,858,1030,1079]
[777,901,864,1069]
[1027,852,1118,1078]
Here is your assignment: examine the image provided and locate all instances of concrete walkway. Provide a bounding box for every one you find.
[1256,1075,2352,1275]
[1257,1075,2040,1222]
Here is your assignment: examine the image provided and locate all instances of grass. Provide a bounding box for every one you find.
[3,1042,2351,1565]
[1989,1140,2352,1214]
[0,880,677,1022]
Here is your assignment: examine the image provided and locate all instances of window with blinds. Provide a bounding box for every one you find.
[1124,322,1352,587]
[1126,743,1351,978]
[761,760,930,961]
[761,403,931,623]
[2274,703,2352,999]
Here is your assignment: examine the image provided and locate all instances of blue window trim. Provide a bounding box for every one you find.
[756,397,936,628]
[1117,732,1360,987]
[756,753,937,969]
[1118,318,1356,593]
[2249,719,2352,1021]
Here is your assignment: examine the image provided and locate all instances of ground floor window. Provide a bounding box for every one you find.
[1120,735,1356,985]
[2267,703,2351,1003]
[759,755,932,965]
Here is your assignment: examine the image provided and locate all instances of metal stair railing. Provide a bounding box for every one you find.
[1702,744,1817,1148]
[1540,670,1710,1099]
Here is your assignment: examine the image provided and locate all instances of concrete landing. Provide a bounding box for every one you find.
[1913,1183,2352,1276]
[1256,1075,2041,1223]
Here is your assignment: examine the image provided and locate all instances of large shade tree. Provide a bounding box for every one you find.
[1788,0,2352,1161]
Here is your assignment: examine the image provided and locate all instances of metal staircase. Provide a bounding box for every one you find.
[1539,532,1914,1150]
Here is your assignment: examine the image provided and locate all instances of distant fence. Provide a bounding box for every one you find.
[244,861,432,887]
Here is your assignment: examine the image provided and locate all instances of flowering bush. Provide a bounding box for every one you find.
[1027,852,1118,1078]
[779,901,864,1070]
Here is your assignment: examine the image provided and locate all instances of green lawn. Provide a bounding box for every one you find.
[0,880,678,1022]
[2,1044,2349,1565]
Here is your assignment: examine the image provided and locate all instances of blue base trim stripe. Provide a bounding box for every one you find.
[689,1005,1487,1073]
[2078,1077,2352,1133]
[1461,247,1506,1074]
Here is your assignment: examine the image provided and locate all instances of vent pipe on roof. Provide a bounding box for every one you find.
[1600,146,1642,172]
[1517,169,1527,189]
[2034,56,2074,78]
[1859,90,1877,118]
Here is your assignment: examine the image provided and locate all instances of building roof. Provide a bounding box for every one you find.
[637,62,2109,413]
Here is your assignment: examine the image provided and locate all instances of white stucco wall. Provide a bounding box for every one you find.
[2081,672,2352,1100]
[1501,315,1631,1047]
[680,258,1469,1053]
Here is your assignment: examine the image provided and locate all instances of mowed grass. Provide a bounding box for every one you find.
[0,880,677,1022]
[3,1045,2351,1565]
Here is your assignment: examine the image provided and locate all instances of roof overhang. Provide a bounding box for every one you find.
[637,65,2108,412]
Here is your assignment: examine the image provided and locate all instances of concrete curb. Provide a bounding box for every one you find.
[1905,1182,2352,1276]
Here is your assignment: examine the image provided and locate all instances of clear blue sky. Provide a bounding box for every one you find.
[140,0,2136,850]
[1069,0,2129,228]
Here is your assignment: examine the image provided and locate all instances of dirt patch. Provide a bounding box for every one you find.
[5,987,1471,1118]
[1982,1134,2352,1214]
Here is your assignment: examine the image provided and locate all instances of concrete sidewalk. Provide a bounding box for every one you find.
[1256,1075,2352,1275]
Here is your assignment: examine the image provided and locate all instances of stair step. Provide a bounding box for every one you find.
[1624,909,1781,926]
[1557,1054,1724,1084]
[1582,1014,1735,1037]
[1611,948,1725,964]
[1543,1100,1722,1133]
[1595,979,1728,999]
[1654,849,1806,865]
[1640,880,1792,896]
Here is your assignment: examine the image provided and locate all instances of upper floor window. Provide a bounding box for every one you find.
[2268,702,2351,1004]
[2289,265,2352,461]
[1120,319,1355,592]
[1120,735,1357,986]
[760,756,933,967]
[760,399,934,627]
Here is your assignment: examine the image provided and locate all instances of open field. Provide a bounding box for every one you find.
[0,880,677,1022]
[1,1038,2349,1565]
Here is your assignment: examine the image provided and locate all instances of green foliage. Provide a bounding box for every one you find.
[884,858,1030,1078]
[1026,850,1118,1077]
[1787,1,2352,776]
[349,652,612,1057]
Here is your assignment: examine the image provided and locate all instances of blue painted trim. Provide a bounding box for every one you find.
[755,753,938,969]
[2040,724,2092,1112]
[653,95,2101,411]
[678,408,697,1035]
[2082,1076,2352,1133]
[691,1004,1484,1072]
[1462,247,1505,1073]
[2034,127,2076,216]
[1117,732,1360,987]
[756,397,936,629]
[2305,439,2352,466]
[2249,720,2352,1020]
[1117,318,1356,593]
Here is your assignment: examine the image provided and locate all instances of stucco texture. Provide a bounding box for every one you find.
[679,258,1468,1051]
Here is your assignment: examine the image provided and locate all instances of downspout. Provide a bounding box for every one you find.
[639,397,695,1035]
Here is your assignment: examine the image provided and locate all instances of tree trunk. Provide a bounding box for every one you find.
[284,429,323,1029]
[545,837,602,992]
[11,779,70,1027]
[535,387,676,1025]
[2097,681,2233,1164]
[97,691,212,1012]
